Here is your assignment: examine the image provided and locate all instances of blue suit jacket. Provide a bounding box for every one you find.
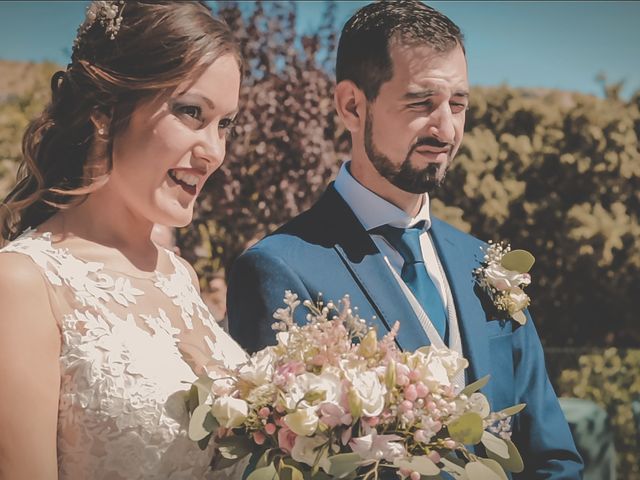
[228,184,583,479]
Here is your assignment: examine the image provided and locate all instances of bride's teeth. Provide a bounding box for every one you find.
[171,170,200,187]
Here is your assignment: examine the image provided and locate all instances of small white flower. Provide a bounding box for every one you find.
[291,434,331,471]
[350,432,406,464]
[284,407,319,436]
[211,396,248,429]
[507,287,530,314]
[347,370,386,417]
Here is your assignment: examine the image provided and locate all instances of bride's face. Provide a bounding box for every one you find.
[109,54,240,227]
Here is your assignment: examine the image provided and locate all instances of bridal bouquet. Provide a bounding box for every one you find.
[186,292,525,479]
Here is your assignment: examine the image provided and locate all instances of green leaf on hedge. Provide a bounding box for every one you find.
[448,412,484,444]
[501,249,535,273]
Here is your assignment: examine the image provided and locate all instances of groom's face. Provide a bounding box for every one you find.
[364,42,468,194]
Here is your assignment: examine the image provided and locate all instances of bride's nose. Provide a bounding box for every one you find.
[194,126,226,168]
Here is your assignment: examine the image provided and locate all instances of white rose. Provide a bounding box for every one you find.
[239,347,275,385]
[291,434,331,471]
[349,370,386,417]
[507,287,530,314]
[284,407,319,436]
[410,348,468,389]
[484,264,530,291]
[284,371,342,410]
[211,396,248,428]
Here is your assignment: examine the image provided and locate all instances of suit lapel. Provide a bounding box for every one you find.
[430,219,491,385]
[318,185,430,351]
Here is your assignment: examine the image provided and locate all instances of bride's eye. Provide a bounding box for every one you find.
[180,105,202,119]
[173,103,205,126]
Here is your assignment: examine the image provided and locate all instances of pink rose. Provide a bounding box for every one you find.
[277,426,297,454]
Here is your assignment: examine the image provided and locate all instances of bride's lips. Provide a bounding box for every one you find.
[167,167,207,196]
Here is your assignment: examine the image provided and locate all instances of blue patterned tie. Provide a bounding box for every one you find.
[375,223,448,341]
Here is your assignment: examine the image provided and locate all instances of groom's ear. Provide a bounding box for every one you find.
[334,80,366,134]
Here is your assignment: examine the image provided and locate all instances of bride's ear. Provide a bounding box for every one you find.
[89,109,113,139]
[334,80,366,134]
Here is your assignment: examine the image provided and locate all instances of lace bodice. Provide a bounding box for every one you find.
[1,229,248,479]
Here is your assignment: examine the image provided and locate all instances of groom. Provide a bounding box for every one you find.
[228,1,582,477]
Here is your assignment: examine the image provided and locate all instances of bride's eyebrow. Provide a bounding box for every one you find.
[173,92,216,110]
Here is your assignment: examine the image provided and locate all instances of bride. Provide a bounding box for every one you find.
[0,1,249,478]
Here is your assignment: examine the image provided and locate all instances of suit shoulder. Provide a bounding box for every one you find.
[431,216,486,249]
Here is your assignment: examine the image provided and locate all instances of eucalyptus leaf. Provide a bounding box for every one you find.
[448,412,484,444]
[217,435,254,460]
[481,431,509,459]
[393,455,440,476]
[465,460,503,480]
[327,452,362,478]
[193,375,214,404]
[475,458,509,480]
[278,464,304,480]
[197,433,212,451]
[498,403,526,417]
[188,404,212,441]
[246,463,278,480]
[203,411,219,432]
[461,375,490,396]
[212,451,246,470]
[486,439,524,473]
[440,458,469,479]
[255,448,274,469]
[500,249,535,273]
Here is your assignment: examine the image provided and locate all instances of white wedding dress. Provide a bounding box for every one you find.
[1,228,249,479]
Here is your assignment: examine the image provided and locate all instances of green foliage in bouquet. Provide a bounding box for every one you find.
[185,293,526,480]
[556,348,640,480]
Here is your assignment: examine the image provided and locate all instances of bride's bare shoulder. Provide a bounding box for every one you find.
[0,250,56,317]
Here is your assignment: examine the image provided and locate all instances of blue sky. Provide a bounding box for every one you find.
[0,1,638,99]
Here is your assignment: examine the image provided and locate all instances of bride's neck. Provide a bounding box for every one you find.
[53,191,156,260]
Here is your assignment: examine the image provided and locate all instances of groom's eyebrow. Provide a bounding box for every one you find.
[403,89,437,101]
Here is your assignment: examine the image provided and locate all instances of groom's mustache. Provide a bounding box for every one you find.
[413,137,453,150]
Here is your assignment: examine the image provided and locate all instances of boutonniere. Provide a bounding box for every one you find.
[473,241,535,325]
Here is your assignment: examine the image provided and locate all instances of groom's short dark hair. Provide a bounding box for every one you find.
[336,1,465,101]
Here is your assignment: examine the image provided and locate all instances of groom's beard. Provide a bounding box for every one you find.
[364,109,449,194]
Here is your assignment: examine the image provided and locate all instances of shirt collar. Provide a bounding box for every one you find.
[333,161,432,232]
